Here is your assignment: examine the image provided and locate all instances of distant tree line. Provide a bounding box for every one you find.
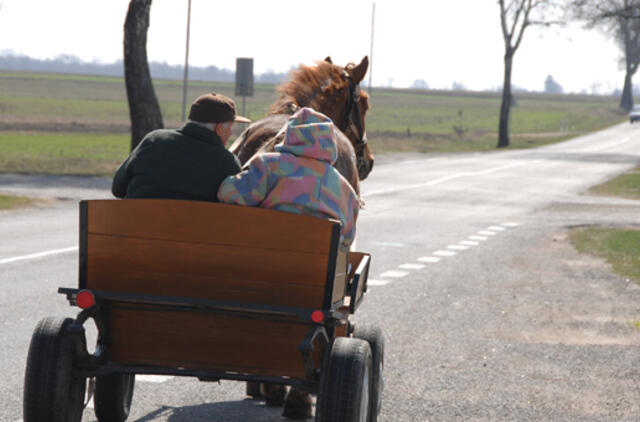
[0,51,288,84]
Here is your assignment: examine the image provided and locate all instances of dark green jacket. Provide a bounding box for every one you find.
[112,122,241,201]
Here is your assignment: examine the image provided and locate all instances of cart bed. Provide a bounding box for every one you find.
[74,199,369,380]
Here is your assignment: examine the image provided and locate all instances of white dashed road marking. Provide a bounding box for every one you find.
[367,223,522,290]
[433,250,456,257]
[368,279,392,286]
[399,263,426,270]
[469,235,488,241]
[418,256,442,263]
[448,245,469,251]
[379,270,409,278]
[375,242,406,247]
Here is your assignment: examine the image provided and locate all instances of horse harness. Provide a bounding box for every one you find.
[341,77,367,152]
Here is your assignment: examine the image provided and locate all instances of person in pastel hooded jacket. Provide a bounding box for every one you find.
[217,107,359,250]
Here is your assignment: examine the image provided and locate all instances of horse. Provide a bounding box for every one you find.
[229,56,374,197]
[230,57,373,420]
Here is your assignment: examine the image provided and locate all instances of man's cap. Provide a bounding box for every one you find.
[188,92,251,124]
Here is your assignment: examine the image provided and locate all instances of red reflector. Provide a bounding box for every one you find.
[311,310,324,323]
[76,290,95,309]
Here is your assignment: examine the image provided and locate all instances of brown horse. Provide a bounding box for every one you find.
[229,56,374,197]
[232,57,373,420]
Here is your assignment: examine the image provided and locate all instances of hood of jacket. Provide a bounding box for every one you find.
[274,107,338,164]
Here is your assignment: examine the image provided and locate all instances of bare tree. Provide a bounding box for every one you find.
[571,0,640,111]
[124,0,163,151]
[497,0,561,148]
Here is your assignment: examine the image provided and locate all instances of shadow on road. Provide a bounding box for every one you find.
[134,399,293,422]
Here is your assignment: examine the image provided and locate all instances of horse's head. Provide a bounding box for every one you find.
[270,56,375,180]
[337,56,374,181]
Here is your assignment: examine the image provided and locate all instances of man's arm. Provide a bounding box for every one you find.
[111,155,133,198]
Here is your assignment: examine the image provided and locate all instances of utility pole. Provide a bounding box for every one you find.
[181,0,192,121]
[368,2,375,96]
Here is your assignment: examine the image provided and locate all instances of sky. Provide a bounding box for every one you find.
[0,0,627,93]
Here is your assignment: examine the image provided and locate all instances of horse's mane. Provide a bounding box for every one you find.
[269,61,368,115]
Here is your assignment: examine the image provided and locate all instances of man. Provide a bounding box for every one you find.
[112,92,250,200]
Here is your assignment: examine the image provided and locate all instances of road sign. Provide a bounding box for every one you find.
[235,58,254,97]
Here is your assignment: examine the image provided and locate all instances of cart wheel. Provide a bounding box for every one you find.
[23,317,86,422]
[94,373,135,422]
[353,325,384,421]
[316,337,372,422]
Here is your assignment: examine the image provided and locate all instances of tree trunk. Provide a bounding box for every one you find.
[124,0,163,151]
[620,68,634,111]
[497,52,513,148]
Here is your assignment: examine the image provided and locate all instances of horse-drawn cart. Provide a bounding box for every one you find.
[23,199,383,422]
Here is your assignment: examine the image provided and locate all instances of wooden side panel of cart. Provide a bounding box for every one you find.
[79,199,357,379]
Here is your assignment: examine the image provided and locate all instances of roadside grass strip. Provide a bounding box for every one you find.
[570,227,640,283]
[0,194,39,210]
[587,166,640,200]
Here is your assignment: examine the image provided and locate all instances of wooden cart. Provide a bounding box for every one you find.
[23,199,383,422]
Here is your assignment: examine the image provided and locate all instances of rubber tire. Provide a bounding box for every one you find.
[23,317,86,422]
[316,337,372,422]
[353,325,384,421]
[94,373,135,422]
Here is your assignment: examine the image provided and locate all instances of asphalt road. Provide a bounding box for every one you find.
[2,122,640,421]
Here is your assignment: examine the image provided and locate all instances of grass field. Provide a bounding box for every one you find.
[0,131,129,175]
[0,71,628,175]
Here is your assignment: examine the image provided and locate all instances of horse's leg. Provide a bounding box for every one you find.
[246,381,262,398]
[282,388,312,420]
[261,383,287,407]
